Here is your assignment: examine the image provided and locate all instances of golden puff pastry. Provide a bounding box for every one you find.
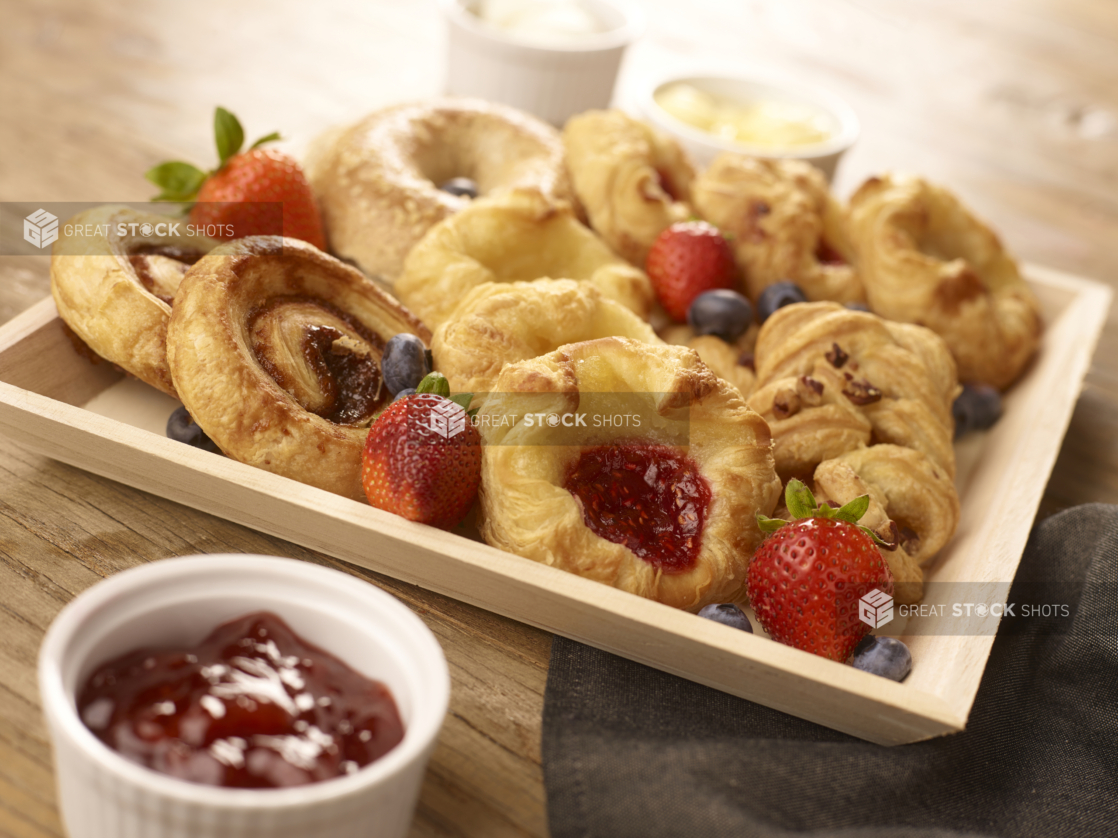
[659,322,758,397]
[166,236,429,501]
[749,302,958,480]
[692,154,865,305]
[394,188,655,328]
[431,279,661,407]
[477,337,782,611]
[814,447,960,604]
[846,173,1042,389]
[306,99,572,282]
[50,205,219,397]
[562,109,695,267]
[749,302,961,603]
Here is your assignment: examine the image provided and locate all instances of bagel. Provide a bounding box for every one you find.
[431,279,661,407]
[50,205,219,397]
[306,99,572,282]
[562,109,695,266]
[476,337,781,611]
[692,155,865,305]
[166,237,429,501]
[393,189,655,328]
[846,173,1042,389]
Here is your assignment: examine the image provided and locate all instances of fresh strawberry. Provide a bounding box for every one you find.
[361,373,481,529]
[146,107,326,250]
[645,220,737,321]
[747,480,894,662]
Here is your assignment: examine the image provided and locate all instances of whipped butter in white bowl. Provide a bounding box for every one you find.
[641,73,860,180]
[440,0,644,126]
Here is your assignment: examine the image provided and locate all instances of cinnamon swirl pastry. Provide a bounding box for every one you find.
[306,99,572,282]
[394,189,654,328]
[846,173,1041,389]
[477,337,781,610]
[562,109,695,266]
[166,237,429,500]
[50,205,219,397]
[692,155,865,305]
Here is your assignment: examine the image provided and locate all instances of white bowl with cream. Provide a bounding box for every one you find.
[38,554,450,838]
[440,0,644,126]
[641,74,860,180]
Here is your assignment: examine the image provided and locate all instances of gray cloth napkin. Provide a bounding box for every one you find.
[542,504,1118,838]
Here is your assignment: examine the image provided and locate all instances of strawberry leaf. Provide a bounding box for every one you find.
[214,107,245,167]
[833,495,870,524]
[784,478,818,520]
[859,524,894,549]
[448,393,473,412]
[756,512,788,533]
[248,131,283,150]
[145,161,207,202]
[416,372,451,398]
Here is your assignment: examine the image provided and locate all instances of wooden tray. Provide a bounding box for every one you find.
[0,265,1109,745]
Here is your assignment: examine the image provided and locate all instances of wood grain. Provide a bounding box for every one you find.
[1,0,1117,834]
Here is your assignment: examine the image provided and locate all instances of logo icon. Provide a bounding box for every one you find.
[427,399,467,439]
[23,209,59,249]
[858,588,894,628]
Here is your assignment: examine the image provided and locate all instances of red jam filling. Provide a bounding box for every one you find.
[76,611,404,789]
[564,442,711,572]
[815,241,847,266]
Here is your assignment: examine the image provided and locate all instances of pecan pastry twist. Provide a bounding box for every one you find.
[166,237,429,501]
[749,302,961,601]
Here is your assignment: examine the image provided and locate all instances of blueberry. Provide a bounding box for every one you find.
[757,280,807,322]
[166,406,221,454]
[697,603,753,633]
[382,334,431,395]
[845,301,871,313]
[952,383,1002,438]
[439,177,479,199]
[851,636,912,681]
[393,387,417,402]
[687,289,753,343]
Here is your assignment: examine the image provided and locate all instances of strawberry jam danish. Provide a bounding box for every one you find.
[166,237,429,500]
[51,205,219,397]
[477,337,781,610]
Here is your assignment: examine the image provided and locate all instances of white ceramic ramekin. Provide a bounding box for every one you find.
[38,554,450,838]
[440,0,644,126]
[640,73,860,181]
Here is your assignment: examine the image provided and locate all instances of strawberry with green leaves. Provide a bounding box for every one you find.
[747,479,894,662]
[362,373,481,530]
[146,107,326,250]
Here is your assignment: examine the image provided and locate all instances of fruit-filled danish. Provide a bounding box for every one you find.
[476,337,781,610]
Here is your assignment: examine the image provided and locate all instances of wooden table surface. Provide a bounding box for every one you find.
[1,1,1116,836]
